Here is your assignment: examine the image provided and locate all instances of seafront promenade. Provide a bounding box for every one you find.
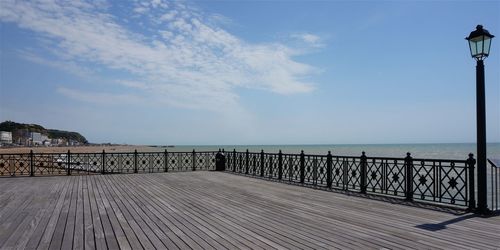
[1,172,499,249]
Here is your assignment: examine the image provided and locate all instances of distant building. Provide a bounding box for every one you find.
[68,139,80,146]
[51,138,65,145]
[12,129,30,145]
[30,132,43,146]
[0,131,12,144]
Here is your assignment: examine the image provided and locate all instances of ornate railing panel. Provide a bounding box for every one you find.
[366,158,385,194]
[33,153,67,176]
[285,154,301,183]
[194,152,216,171]
[331,156,344,189]
[346,157,362,191]
[384,158,406,197]
[0,154,31,176]
[0,151,216,177]
[225,150,473,208]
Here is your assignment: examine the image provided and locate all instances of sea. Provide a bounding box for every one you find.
[158,143,500,164]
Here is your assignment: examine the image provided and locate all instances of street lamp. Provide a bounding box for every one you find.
[466,25,494,213]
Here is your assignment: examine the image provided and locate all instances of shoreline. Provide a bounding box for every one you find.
[0,145,166,154]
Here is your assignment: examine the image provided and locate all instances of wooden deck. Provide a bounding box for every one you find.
[0,172,499,250]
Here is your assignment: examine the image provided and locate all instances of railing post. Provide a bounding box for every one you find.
[67,150,71,176]
[134,149,138,173]
[164,150,168,172]
[101,150,105,174]
[467,153,476,211]
[360,152,367,194]
[245,149,249,174]
[269,155,273,177]
[192,149,196,171]
[300,150,305,184]
[221,149,225,171]
[343,157,348,190]
[278,150,283,180]
[30,150,34,176]
[405,152,413,201]
[260,150,264,177]
[233,149,236,172]
[326,151,332,188]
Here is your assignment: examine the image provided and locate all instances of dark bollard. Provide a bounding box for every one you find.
[215,151,226,171]
[360,152,367,194]
[326,151,332,188]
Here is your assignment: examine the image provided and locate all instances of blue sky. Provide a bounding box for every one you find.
[0,0,499,145]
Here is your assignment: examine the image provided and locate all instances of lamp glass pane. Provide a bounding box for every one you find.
[483,37,492,55]
[469,35,485,57]
[469,39,478,57]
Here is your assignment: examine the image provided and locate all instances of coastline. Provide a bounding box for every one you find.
[0,145,166,154]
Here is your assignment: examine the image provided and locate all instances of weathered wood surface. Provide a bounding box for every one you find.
[0,172,499,249]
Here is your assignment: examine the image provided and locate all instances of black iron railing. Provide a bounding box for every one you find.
[0,148,497,213]
[0,150,216,176]
[225,150,474,208]
[488,159,499,211]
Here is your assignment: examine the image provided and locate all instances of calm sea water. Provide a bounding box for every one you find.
[159,143,500,163]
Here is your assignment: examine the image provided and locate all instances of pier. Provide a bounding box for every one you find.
[1,172,499,249]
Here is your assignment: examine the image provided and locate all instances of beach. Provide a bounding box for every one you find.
[0,145,165,154]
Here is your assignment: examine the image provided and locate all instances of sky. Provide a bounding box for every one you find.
[0,0,499,145]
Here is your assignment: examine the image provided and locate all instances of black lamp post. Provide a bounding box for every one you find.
[466,25,494,213]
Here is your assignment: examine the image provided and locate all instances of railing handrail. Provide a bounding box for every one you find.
[223,150,469,163]
[488,159,499,168]
[0,149,472,163]
[0,150,220,156]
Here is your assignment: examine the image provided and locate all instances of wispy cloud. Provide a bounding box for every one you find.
[57,87,143,105]
[0,0,319,111]
[291,33,324,48]
[18,50,95,78]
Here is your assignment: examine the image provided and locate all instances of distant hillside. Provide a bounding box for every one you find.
[0,121,88,144]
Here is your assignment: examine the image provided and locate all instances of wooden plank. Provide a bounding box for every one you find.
[89,176,120,249]
[23,178,69,249]
[98,175,156,249]
[86,175,107,250]
[125,174,276,250]
[104,175,207,250]
[0,178,63,249]
[101,175,170,249]
[93,175,142,249]
[73,176,85,250]
[60,176,80,249]
[141,174,348,249]
[93,175,131,249]
[82,175,96,250]
[116,174,234,249]
[97,175,179,249]
[32,177,71,250]
[47,176,75,250]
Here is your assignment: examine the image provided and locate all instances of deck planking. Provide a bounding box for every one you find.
[0,172,499,249]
